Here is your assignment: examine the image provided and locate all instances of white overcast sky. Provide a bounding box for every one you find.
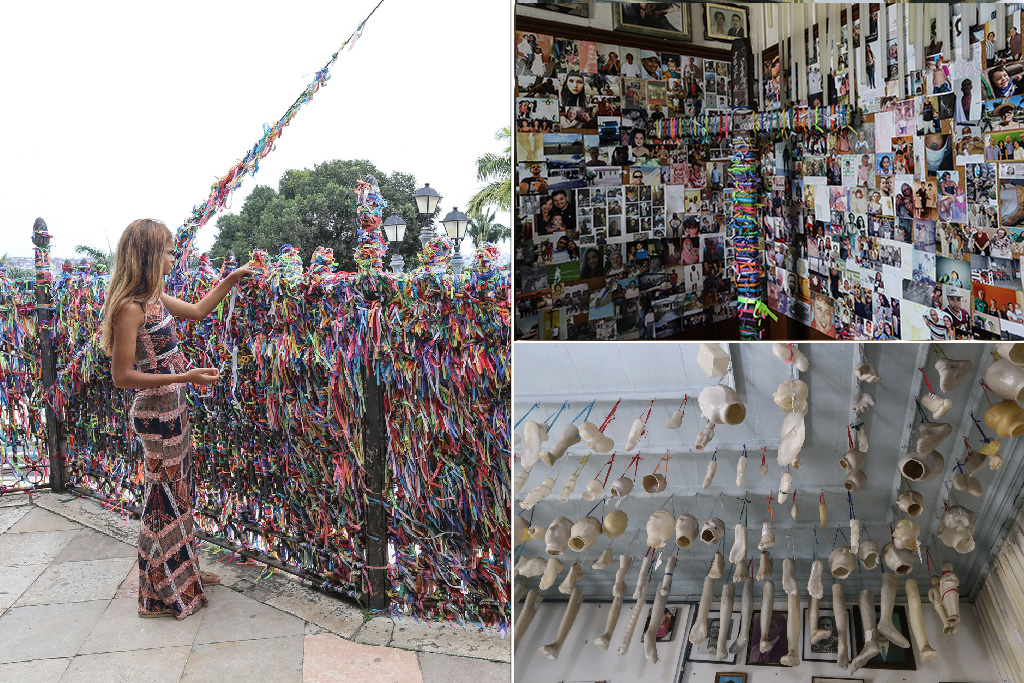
[0,0,511,259]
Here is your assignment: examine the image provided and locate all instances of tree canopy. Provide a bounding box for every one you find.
[210,159,431,272]
[467,128,511,216]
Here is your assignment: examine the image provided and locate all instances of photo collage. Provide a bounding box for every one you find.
[515,30,735,340]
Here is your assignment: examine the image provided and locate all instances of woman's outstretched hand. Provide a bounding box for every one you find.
[230,266,254,282]
[185,367,220,386]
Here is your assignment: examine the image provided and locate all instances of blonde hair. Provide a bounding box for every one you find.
[100,219,173,356]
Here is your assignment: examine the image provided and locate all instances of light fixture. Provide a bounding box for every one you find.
[382,214,407,273]
[441,206,471,278]
[413,183,441,216]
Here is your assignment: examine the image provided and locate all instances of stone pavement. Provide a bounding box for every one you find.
[0,492,509,683]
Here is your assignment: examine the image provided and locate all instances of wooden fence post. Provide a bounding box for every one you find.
[31,218,64,492]
[363,357,389,610]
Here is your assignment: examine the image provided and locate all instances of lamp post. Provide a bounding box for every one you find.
[413,183,441,249]
[382,213,407,273]
[440,206,470,277]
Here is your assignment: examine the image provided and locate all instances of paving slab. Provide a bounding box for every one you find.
[193,584,305,645]
[0,529,79,567]
[14,556,137,607]
[0,600,109,663]
[78,596,206,654]
[114,560,139,599]
[302,633,423,683]
[0,657,70,683]
[265,586,366,639]
[0,492,32,507]
[357,618,510,662]
[183,635,304,683]
[52,528,136,564]
[61,646,190,683]
[417,652,510,683]
[197,549,257,588]
[0,563,48,610]
[0,505,30,533]
[30,493,140,546]
[6,507,82,533]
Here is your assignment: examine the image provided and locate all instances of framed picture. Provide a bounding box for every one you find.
[714,674,747,683]
[704,3,749,43]
[683,609,742,663]
[612,3,693,43]
[812,678,865,683]
[747,610,789,666]
[851,605,917,670]
[517,0,589,18]
[642,606,679,642]
[802,607,855,662]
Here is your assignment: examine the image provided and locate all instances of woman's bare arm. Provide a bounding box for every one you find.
[110,302,218,389]
[161,268,251,321]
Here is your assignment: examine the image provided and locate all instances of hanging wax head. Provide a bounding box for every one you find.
[985,357,1024,402]
[858,539,879,569]
[843,469,867,491]
[675,513,700,548]
[642,472,667,493]
[772,379,809,413]
[882,542,915,574]
[698,384,746,425]
[828,546,856,578]
[545,516,573,555]
[701,517,725,544]
[609,476,634,497]
[569,517,603,551]
[840,449,866,472]
[899,449,945,482]
[601,509,627,539]
[893,519,921,551]
[897,490,924,516]
[646,509,675,548]
[514,516,529,545]
[997,343,1024,365]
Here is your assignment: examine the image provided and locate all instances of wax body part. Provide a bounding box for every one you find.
[733,556,749,582]
[698,342,732,377]
[613,554,632,597]
[773,379,809,413]
[619,557,652,655]
[929,575,956,634]
[917,422,953,453]
[514,516,528,545]
[729,523,748,564]
[521,478,556,509]
[850,589,881,673]
[632,555,653,600]
[642,472,667,493]
[594,597,622,652]
[985,357,1024,402]
[851,392,875,413]
[676,513,699,548]
[893,519,920,551]
[758,522,775,551]
[578,422,614,453]
[709,551,725,579]
[857,428,868,452]
[996,342,1024,364]
[829,546,856,578]
[881,542,914,574]
[855,362,882,382]
[514,589,542,648]
[938,505,977,553]
[568,517,602,551]
[647,509,675,548]
[557,473,578,503]
[906,578,938,661]
[780,592,801,666]
[840,448,866,472]
[581,479,604,501]
[897,489,924,516]
[757,550,774,580]
[689,573,716,644]
[729,577,754,654]
[539,557,564,590]
[702,459,717,489]
[772,343,809,370]
[603,510,627,538]
[699,384,746,425]
[666,409,684,430]
[936,357,972,392]
[593,548,614,570]
[539,587,583,660]
[558,562,583,594]
[778,409,806,467]
[921,393,953,419]
[819,500,827,528]
[520,421,548,468]
[850,519,861,554]
[513,469,530,495]
[843,469,867,491]
[609,476,633,498]
[736,455,747,487]
[701,517,725,544]
[514,556,546,578]
[778,471,792,501]
[809,594,831,645]
[878,572,910,647]
[790,498,799,519]
[759,580,775,652]
[858,539,879,569]
[624,417,645,451]
[782,557,798,595]
[695,423,715,450]
[808,559,824,599]
[644,557,677,664]
[833,583,850,669]
[540,423,579,466]
[545,517,573,555]
[899,449,945,482]
[984,399,1024,438]
[715,583,735,661]
[941,561,961,624]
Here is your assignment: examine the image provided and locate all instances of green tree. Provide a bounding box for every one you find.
[466,127,511,216]
[74,245,114,269]
[0,254,33,280]
[211,160,431,272]
[467,209,510,249]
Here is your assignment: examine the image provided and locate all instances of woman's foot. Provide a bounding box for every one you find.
[201,571,220,585]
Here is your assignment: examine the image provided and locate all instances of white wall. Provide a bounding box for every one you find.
[516,598,998,683]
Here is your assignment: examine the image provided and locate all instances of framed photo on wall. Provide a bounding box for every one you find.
[517,0,590,18]
[683,609,742,663]
[812,678,865,683]
[703,3,749,43]
[747,610,788,666]
[850,605,917,670]
[802,607,855,662]
[714,674,747,683]
[611,3,693,43]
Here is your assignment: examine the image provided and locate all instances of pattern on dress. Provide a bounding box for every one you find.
[130,298,208,619]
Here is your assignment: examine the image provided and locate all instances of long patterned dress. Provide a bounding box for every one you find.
[129,298,208,619]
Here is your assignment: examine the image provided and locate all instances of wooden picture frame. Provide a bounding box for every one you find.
[703,2,750,43]
[802,607,855,662]
[612,3,693,43]
[714,673,748,683]
[746,610,789,666]
[683,609,743,663]
[850,604,917,670]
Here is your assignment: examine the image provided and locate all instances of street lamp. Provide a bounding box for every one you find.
[413,183,441,249]
[440,206,470,277]
[381,213,407,273]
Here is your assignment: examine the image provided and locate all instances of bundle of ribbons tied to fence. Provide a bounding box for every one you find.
[0,0,511,630]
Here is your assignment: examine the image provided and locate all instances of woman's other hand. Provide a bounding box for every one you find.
[185,368,220,386]
[231,266,254,282]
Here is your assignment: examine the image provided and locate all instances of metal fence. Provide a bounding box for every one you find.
[0,208,510,628]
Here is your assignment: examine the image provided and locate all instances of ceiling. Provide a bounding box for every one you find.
[513,342,1024,603]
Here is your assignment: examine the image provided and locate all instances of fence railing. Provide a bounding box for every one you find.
[0,193,510,627]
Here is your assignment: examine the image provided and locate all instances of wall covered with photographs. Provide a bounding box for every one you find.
[762,3,1024,340]
[514,13,737,340]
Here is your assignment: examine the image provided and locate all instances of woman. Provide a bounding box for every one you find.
[939,172,956,196]
[560,73,586,107]
[580,247,604,278]
[631,130,652,160]
[602,50,621,75]
[866,48,876,88]
[992,227,1013,258]
[104,219,252,619]
[537,194,555,233]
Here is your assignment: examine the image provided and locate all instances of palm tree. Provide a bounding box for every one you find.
[467,127,511,215]
[75,245,114,268]
[0,253,33,280]
[467,209,510,248]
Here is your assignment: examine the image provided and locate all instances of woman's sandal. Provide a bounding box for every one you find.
[139,610,177,619]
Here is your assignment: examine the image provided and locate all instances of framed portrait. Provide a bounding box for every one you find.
[517,0,590,18]
[714,674,747,683]
[641,606,679,642]
[611,3,693,43]
[703,3,749,43]
[747,610,789,666]
[803,607,855,662]
[683,609,742,663]
[851,605,917,670]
